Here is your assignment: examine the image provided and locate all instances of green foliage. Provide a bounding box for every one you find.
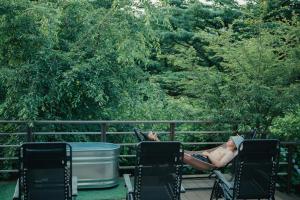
[148,0,300,134]
[146,0,244,104]
[192,19,300,132]
[0,0,299,185]
[0,0,161,120]
[271,107,300,141]
[0,0,298,137]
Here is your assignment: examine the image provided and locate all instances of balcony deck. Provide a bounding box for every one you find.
[1,178,299,200]
[181,178,300,200]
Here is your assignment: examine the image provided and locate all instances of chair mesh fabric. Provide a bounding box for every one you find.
[234,140,279,199]
[211,139,279,200]
[133,142,183,200]
[19,143,72,200]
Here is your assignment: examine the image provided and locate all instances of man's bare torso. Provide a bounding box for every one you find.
[203,146,235,167]
[209,146,229,160]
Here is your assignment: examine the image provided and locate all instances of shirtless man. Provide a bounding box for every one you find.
[147,132,244,168]
[200,138,241,167]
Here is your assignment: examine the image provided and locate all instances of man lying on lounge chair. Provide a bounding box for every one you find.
[147,132,244,169]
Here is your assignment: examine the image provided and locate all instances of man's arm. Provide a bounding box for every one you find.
[207,151,234,168]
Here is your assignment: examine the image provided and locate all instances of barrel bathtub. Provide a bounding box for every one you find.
[70,142,120,189]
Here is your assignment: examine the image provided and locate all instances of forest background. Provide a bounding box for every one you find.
[0,0,299,189]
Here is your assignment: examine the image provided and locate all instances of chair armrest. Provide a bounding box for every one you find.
[213,170,233,190]
[123,174,133,193]
[72,176,78,196]
[13,179,19,200]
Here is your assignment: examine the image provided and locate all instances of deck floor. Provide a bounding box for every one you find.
[1,178,299,200]
[181,178,300,200]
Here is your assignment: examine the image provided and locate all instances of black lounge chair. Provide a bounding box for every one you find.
[124,141,184,200]
[210,139,280,200]
[13,142,77,200]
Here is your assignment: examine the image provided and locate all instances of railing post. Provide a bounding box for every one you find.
[27,123,33,142]
[101,123,107,142]
[287,145,294,193]
[169,123,175,141]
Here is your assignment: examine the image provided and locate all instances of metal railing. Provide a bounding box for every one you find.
[0,120,299,192]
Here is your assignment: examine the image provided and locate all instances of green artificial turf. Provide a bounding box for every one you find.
[0,179,126,200]
[0,181,16,200]
[77,180,126,200]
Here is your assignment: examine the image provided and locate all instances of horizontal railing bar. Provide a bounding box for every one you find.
[108,131,150,135]
[0,156,134,160]
[0,145,20,148]
[111,131,230,134]
[0,157,18,160]
[118,142,225,146]
[279,162,288,165]
[278,172,288,176]
[176,131,231,134]
[110,131,147,134]
[4,131,231,135]
[34,132,100,135]
[119,155,135,158]
[35,131,152,135]
[37,120,215,124]
[117,143,137,146]
[0,120,26,123]
[0,169,18,173]
[0,132,26,135]
[119,166,135,170]
[0,120,215,124]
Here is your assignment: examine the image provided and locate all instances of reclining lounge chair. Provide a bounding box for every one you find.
[184,132,257,171]
[210,139,280,200]
[13,142,77,200]
[124,141,184,200]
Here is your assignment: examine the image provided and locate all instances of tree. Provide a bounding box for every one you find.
[188,17,300,133]
[148,1,242,98]
[0,0,161,120]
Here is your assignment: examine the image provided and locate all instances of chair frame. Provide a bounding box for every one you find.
[124,141,184,200]
[13,142,77,200]
[210,139,280,200]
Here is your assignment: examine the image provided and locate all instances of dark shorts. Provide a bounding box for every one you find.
[192,154,211,164]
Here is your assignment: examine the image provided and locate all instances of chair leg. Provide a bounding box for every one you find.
[127,193,134,200]
[210,181,218,200]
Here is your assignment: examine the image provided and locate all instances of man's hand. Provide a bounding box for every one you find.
[147,131,160,141]
[202,151,210,157]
